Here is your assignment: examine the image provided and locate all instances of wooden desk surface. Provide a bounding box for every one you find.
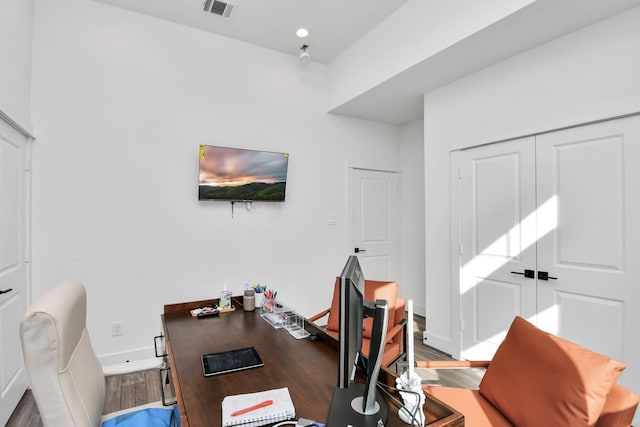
[163,297,463,427]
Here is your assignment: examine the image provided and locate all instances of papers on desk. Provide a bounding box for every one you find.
[221,387,295,427]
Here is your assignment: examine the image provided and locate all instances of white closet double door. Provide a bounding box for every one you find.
[459,116,640,394]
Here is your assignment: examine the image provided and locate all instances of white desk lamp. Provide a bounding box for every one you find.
[396,299,426,426]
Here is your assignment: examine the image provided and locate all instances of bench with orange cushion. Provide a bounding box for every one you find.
[418,317,639,427]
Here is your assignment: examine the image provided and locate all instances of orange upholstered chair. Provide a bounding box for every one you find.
[417,317,639,427]
[308,277,406,367]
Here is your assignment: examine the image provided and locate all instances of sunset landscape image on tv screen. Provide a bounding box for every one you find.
[198,145,289,201]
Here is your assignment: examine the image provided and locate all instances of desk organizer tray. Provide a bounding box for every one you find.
[191,305,236,317]
[260,310,288,329]
[285,312,310,340]
[261,307,311,339]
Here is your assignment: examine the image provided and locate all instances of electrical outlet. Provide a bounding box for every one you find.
[112,321,124,337]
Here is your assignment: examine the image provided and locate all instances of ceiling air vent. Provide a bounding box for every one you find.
[203,0,236,18]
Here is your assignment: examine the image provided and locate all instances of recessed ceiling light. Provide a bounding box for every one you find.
[296,28,309,38]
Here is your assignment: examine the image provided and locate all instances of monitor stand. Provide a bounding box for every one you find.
[326,382,388,427]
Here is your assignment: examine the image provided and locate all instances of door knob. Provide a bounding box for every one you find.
[354,248,366,253]
[537,271,557,281]
[0,288,13,295]
[510,269,534,279]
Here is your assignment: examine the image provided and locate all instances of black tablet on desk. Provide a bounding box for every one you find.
[201,346,264,377]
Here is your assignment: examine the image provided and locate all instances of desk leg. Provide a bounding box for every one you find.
[164,337,190,427]
[159,367,177,406]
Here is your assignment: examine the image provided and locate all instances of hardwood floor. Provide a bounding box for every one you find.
[6,315,482,426]
[4,389,40,427]
[5,369,164,427]
[402,315,484,390]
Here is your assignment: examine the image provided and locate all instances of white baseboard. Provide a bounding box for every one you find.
[413,302,426,318]
[99,346,163,375]
[102,358,163,376]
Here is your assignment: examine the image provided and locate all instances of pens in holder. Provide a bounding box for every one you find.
[231,399,273,417]
[264,289,275,311]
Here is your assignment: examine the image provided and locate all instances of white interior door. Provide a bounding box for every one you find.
[0,119,30,425]
[459,117,640,409]
[349,168,400,281]
[460,137,537,360]
[536,116,640,398]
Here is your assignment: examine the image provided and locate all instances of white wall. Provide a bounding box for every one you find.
[399,119,425,316]
[327,0,533,113]
[30,0,403,364]
[427,6,640,151]
[423,6,640,354]
[0,0,34,130]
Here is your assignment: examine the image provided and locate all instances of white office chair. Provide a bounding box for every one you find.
[20,279,179,427]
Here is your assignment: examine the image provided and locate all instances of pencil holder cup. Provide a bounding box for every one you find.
[264,295,275,312]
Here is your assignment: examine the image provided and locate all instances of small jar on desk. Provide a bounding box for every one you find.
[243,289,255,311]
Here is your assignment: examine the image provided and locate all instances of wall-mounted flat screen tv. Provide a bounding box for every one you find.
[199,145,289,202]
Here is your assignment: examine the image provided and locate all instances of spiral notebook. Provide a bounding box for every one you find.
[221,387,295,427]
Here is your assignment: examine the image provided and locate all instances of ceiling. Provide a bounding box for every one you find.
[89,0,640,125]
[328,0,640,125]
[90,0,410,64]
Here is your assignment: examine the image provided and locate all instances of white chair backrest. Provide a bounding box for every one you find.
[20,280,106,427]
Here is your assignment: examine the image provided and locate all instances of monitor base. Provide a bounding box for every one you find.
[326,382,388,427]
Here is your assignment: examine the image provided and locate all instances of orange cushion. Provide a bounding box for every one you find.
[327,330,400,366]
[362,280,397,339]
[361,338,401,367]
[326,278,398,338]
[326,278,341,333]
[479,316,626,427]
[595,383,640,427]
[423,386,513,427]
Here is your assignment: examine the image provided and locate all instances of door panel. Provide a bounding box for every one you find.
[554,136,623,270]
[536,117,640,397]
[460,137,537,360]
[1,295,24,387]
[554,291,624,360]
[350,168,399,281]
[476,278,522,341]
[0,120,29,426]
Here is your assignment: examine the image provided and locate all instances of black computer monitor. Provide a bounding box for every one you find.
[326,256,389,426]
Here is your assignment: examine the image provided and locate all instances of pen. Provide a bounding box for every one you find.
[231,399,273,417]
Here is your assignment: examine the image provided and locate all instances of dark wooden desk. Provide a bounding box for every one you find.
[163,297,463,427]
